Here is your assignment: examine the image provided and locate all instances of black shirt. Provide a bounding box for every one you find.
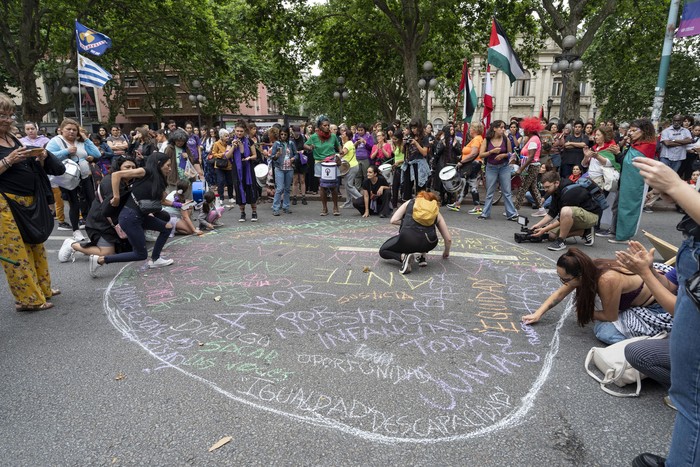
[362,175,389,195]
[125,168,165,210]
[548,178,602,218]
[0,139,38,196]
[561,134,586,165]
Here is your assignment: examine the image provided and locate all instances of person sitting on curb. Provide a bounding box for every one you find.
[529,171,602,251]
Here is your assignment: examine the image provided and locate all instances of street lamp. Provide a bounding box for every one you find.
[61,68,85,122]
[417,61,437,123]
[547,97,554,123]
[188,79,207,129]
[550,35,583,123]
[333,77,349,123]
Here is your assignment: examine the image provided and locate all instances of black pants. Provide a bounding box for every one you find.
[402,164,425,200]
[379,227,438,262]
[352,190,392,217]
[215,169,234,201]
[60,176,94,231]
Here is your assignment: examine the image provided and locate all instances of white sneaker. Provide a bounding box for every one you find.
[72,230,85,242]
[148,257,174,269]
[88,255,101,277]
[58,238,76,263]
[532,208,547,217]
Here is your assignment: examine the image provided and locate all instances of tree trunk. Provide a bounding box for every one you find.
[561,71,581,123]
[402,49,422,121]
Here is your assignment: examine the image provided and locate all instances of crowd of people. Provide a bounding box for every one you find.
[3,87,700,464]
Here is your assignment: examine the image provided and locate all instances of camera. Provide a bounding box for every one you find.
[513,216,545,243]
[404,137,413,144]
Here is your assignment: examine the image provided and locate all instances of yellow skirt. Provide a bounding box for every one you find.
[0,193,54,308]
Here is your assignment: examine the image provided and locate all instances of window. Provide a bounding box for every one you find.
[127,98,141,109]
[579,81,587,95]
[124,78,138,88]
[166,75,180,86]
[551,78,563,97]
[512,71,531,97]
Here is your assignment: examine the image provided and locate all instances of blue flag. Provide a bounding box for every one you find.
[78,54,112,88]
[75,20,112,56]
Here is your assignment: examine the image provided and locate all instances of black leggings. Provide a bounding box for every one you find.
[60,177,94,231]
[379,228,438,262]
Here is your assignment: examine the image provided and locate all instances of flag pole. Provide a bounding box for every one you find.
[74,19,83,127]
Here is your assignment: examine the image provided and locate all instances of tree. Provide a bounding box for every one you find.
[534,0,620,122]
[585,0,700,122]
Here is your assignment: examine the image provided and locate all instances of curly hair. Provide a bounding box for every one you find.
[520,116,544,135]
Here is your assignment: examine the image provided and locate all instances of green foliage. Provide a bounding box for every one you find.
[585,0,700,121]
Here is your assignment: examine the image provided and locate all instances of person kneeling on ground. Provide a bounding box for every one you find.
[88,152,177,277]
[522,247,675,344]
[529,171,602,251]
[354,165,392,218]
[379,190,451,274]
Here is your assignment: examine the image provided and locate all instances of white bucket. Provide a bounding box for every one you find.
[439,166,463,193]
[321,161,338,181]
[254,164,268,188]
[378,163,393,185]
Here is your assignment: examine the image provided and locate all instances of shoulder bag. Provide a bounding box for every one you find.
[131,192,162,215]
[0,162,54,244]
[584,331,667,397]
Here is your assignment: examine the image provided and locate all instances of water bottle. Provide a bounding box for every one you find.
[215,193,222,208]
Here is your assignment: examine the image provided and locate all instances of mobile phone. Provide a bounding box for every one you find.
[24,147,44,157]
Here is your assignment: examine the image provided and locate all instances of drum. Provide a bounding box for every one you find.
[378,163,393,185]
[254,164,269,188]
[321,161,338,182]
[439,166,463,194]
[339,160,350,177]
[50,159,81,190]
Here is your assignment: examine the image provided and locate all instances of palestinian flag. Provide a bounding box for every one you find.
[488,18,526,84]
[459,60,477,123]
[482,66,493,130]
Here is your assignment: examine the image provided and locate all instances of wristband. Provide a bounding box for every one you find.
[172,201,182,209]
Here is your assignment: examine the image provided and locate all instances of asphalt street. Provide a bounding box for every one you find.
[0,194,683,466]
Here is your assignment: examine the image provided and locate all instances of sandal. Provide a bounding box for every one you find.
[51,288,61,296]
[16,302,54,312]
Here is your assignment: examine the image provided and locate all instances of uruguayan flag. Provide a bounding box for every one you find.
[78,54,112,88]
[75,20,112,56]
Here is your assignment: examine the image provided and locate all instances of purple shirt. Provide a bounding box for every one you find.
[19,135,50,147]
[352,132,374,160]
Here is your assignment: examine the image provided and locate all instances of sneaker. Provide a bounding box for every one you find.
[57,221,72,231]
[595,229,614,238]
[664,395,678,411]
[78,220,86,230]
[447,203,460,212]
[283,208,292,214]
[342,201,352,209]
[608,238,630,244]
[251,212,258,222]
[400,253,412,274]
[532,208,547,217]
[58,238,76,263]
[415,254,427,267]
[583,227,595,246]
[548,238,566,251]
[477,216,488,220]
[292,196,297,206]
[507,214,519,221]
[239,212,246,222]
[632,453,666,467]
[468,206,482,215]
[301,197,307,205]
[88,255,101,277]
[643,207,653,213]
[148,257,174,269]
[272,210,280,216]
[72,230,85,242]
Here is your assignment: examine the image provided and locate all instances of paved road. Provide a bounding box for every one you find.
[0,197,682,465]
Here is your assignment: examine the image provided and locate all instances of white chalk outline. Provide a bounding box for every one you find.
[103,224,569,444]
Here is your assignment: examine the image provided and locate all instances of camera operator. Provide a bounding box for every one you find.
[528,171,601,251]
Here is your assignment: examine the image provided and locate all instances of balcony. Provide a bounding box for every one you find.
[509,96,535,107]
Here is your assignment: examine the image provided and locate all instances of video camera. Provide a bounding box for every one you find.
[514,216,545,243]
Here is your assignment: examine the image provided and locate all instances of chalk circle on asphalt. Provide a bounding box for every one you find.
[104,218,567,444]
